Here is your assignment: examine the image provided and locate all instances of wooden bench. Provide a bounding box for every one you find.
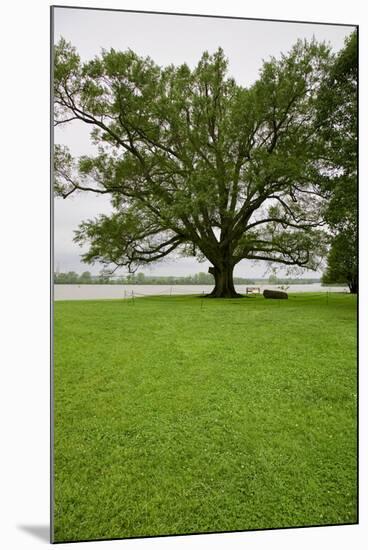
[246,286,261,295]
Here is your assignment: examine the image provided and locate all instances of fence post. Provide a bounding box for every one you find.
[132,290,135,305]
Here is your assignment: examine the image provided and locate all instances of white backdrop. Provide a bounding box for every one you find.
[0,1,366,549]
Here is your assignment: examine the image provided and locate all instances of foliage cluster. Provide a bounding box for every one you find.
[54,37,339,296]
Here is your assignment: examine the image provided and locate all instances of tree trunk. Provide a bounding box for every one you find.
[207,264,242,298]
[348,277,358,294]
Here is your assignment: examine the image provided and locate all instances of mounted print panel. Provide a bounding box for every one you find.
[52,6,358,543]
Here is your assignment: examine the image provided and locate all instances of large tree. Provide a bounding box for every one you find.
[317,30,357,293]
[322,229,357,293]
[54,38,333,297]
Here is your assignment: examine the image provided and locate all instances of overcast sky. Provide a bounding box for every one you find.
[53,7,355,278]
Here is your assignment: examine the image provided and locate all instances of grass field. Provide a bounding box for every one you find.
[53,293,357,542]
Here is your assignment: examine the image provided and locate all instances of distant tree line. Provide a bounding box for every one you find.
[267,275,320,286]
[54,271,320,285]
[53,271,254,285]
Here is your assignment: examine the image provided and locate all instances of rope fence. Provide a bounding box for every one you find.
[120,287,353,307]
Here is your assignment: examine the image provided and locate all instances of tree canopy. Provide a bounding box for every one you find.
[54,37,339,297]
[317,30,357,293]
[322,229,357,293]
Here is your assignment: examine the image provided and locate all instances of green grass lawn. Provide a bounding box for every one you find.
[53,293,357,542]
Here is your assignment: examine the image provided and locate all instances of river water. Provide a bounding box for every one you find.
[54,283,349,301]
